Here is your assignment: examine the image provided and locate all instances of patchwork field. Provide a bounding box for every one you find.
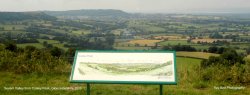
[191,39,232,43]
[114,46,151,50]
[124,39,163,47]
[159,40,191,46]
[154,36,187,40]
[119,39,162,47]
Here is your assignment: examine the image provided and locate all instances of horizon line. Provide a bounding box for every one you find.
[0,9,250,14]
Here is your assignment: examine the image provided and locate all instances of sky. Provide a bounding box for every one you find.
[0,0,250,13]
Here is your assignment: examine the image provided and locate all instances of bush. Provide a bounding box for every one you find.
[4,41,17,52]
[163,45,196,51]
[193,81,208,89]
[200,48,250,84]
[202,48,245,67]
[0,47,70,74]
[50,47,63,57]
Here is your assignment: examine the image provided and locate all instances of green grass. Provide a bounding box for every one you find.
[114,46,151,50]
[0,25,26,30]
[192,45,210,50]
[128,21,165,32]
[39,34,55,38]
[17,39,68,50]
[0,57,249,95]
[176,51,219,59]
[17,43,44,49]
[37,39,59,44]
[53,44,68,51]
[0,31,27,36]
[159,40,192,46]
[239,35,250,39]
[72,29,91,35]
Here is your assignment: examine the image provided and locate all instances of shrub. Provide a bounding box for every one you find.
[200,48,249,84]
[0,47,70,74]
[193,81,208,89]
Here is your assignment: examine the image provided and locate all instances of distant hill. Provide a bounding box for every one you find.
[43,9,130,18]
[0,12,57,22]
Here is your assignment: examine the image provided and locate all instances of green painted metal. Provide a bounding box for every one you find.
[69,51,79,81]
[160,85,163,95]
[86,83,90,95]
[70,50,177,85]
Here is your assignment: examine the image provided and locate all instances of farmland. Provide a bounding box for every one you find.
[127,40,162,46]
[159,40,191,46]
[1,9,250,95]
[1,11,250,54]
[176,51,219,59]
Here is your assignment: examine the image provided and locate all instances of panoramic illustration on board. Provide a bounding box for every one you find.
[71,52,176,82]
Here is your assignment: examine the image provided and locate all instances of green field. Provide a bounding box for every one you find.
[17,43,44,49]
[53,44,68,51]
[159,40,192,46]
[0,25,26,30]
[72,29,91,35]
[1,57,249,95]
[176,51,219,59]
[128,21,165,32]
[114,46,151,50]
[37,39,60,44]
[16,39,68,50]
[192,45,210,50]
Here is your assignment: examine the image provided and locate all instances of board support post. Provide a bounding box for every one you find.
[160,84,163,95]
[86,83,90,95]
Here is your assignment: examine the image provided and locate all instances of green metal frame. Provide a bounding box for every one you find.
[69,50,177,85]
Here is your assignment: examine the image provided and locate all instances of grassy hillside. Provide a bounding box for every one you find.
[0,57,249,95]
[44,9,129,17]
[0,12,56,22]
[176,51,219,59]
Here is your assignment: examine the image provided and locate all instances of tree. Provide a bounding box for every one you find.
[162,45,196,51]
[24,46,37,59]
[208,46,218,53]
[201,48,245,67]
[246,47,250,54]
[43,41,48,47]
[105,33,115,45]
[25,46,36,52]
[0,27,4,30]
[134,43,140,47]
[209,32,223,39]
[65,48,76,63]
[217,47,225,54]
[220,48,245,65]
[4,41,17,52]
[50,47,63,57]
[46,44,53,48]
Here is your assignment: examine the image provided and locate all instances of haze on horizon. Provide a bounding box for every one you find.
[0,0,250,13]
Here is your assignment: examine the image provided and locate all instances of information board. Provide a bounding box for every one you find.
[70,51,177,84]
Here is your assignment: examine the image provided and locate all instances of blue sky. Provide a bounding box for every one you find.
[0,0,250,13]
